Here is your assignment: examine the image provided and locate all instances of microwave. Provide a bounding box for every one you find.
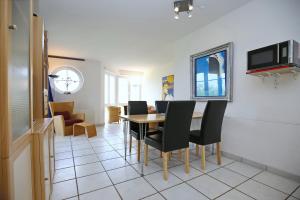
[247,40,300,72]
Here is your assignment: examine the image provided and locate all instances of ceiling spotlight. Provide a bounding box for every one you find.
[173,0,193,19]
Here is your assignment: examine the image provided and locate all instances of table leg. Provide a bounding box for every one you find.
[139,123,144,176]
[123,120,128,160]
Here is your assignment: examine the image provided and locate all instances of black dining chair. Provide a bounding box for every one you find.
[144,101,196,180]
[155,101,169,130]
[123,105,128,115]
[189,100,227,170]
[128,101,149,161]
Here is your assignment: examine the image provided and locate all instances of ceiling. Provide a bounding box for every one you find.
[39,0,251,71]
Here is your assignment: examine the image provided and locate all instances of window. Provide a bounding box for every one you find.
[118,77,129,104]
[53,67,84,94]
[104,72,142,106]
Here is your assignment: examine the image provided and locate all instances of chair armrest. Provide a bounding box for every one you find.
[53,115,65,134]
[71,113,85,121]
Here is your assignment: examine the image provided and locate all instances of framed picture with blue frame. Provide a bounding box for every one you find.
[190,42,233,101]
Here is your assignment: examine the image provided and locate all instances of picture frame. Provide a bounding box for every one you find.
[190,42,233,101]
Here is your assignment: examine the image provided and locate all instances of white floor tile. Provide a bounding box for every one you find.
[169,165,203,181]
[93,145,114,153]
[73,148,95,157]
[187,174,231,199]
[72,144,92,151]
[225,162,262,177]
[237,180,288,200]
[152,157,183,168]
[102,157,128,170]
[56,158,74,169]
[190,159,220,173]
[97,151,120,161]
[208,168,248,187]
[74,154,99,166]
[107,166,140,184]
[143,193,165,200]
[206,155,234,166]
[292,187,300,198]
[287,196,298,200]
[77,172,112,194]
[55,146,72,153]
[253,171,300,194]
[79,186,121,200]
[145,171,182,191]
[132,162,162,175]
[55,152,73,160]
[75,162,105,177]
[216,189,254,200]
[52,179,77,200]
[54,167,75,183]
[161,183,209,200]
[115,177,156,200]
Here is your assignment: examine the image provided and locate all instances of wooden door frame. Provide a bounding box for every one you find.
[0,0,13,199]
[0,0,34,199]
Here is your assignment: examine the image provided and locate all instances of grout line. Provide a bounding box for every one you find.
[70,137,80,200]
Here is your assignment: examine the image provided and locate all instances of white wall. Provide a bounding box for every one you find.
[49,58,105,125]
[155,0,300,176]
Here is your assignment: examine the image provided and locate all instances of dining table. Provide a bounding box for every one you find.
[119,112,203,176]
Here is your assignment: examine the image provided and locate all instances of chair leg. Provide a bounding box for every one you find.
[162,152,168,180]
[137,140,141,162]
[144,144,148,166]
[216,143,221,165]
[196,144,199,156]
[178,149,182,160]
[129,136,132,154]
[201,146,206,170]
[185,148,190,173]
[168,152,171,160]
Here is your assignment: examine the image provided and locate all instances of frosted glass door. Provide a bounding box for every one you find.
[8,0,31,140]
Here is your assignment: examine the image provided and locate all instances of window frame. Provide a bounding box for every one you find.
[190,42,233,101]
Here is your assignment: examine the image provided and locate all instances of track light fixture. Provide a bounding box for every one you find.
[173,0,193,19]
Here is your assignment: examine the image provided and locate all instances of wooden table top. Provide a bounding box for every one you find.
[119,112,202,123]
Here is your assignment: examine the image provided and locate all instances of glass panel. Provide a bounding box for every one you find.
[118,77,129,104]
[109,75,115,104]
[130,84,141,100]
[251,50,273,65]
[8,0,30,140]
[195,50,226,97]
[104,74,109,104]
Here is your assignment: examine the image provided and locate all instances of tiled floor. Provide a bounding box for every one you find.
[52,124,300,200]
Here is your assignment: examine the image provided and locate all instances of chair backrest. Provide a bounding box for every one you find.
[163,101,195,152]
[123,105,128,115]
[199,100,227,144]
[128,101,148,131]
[155,101,169,113]
[49,101,74,117]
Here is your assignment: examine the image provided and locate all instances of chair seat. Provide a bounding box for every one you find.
[65,119,84,126]
[189,130,201,144]
[144,131,163,151]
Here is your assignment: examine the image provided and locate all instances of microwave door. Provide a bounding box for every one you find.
[279,41,289,65]
[248,44,278,70]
